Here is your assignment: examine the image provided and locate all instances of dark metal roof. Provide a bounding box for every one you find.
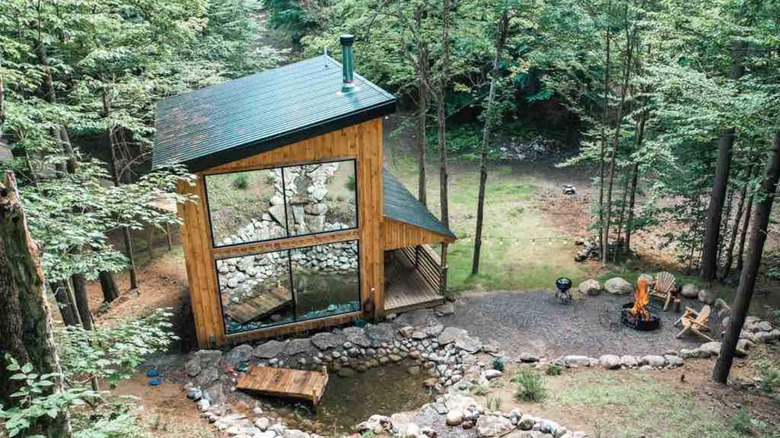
[383,170,456,239]
[152,55,396,172]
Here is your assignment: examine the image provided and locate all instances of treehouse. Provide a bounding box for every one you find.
[152,35,456,348]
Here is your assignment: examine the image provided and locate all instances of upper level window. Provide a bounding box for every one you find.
[205,160,358,248]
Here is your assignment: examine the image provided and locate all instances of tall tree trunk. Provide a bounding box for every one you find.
[602,8,633,264]
[722,165,752,281]
[0,171,71,437]
[714,131,780,383]
[71,274,92,330]
[614,174,630,260]
[737,195,753,272]
[103,88,137,289]
[717,188,735,264]
[701,41,746,282]
[472,11,509,276]
[598,26,611,256]
[624,109,647,255]
[437,0,451,227]
[98,270,120,303]
[50,281,80,326]
[417,43,429,207]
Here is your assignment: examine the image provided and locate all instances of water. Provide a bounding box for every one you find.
[257,362,433,434]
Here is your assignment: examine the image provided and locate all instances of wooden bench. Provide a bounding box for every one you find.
[237,366,329,407]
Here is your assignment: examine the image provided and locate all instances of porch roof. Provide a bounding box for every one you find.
[383,170,456,240]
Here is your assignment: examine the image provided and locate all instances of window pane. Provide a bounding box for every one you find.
[290,240,360,321]
[283,161,357,237]
[205,169,288,247]
[218,251,293,334]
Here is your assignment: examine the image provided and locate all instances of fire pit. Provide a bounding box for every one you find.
[621,276,661,331]
[621,302,660,331]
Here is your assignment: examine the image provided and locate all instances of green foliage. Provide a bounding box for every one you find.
[472,383,490,396]
[58,309,178,382]
[546,363,562,376]
[730,409,770,436]
[346,175,356,191]
[511,369,546,402]
[232,173,250,190]
[492,357,505,372]
[485,393,501,411]
[0,356,96,438]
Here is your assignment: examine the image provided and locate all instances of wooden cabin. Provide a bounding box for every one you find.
[152,35,455,348]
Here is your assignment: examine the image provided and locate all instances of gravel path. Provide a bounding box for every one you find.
[439,291,719,359]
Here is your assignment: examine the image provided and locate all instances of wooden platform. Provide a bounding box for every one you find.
[236,366,328,405]
[225,286,292,324]
[385,248,445,312]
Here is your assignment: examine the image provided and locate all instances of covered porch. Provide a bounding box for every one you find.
[381,170,455,315]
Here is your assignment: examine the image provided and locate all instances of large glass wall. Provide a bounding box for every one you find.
[205,160,357,248]
[217,240,360,334]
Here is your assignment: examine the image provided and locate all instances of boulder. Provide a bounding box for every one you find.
[455,333,482,354]
[253,340,286,359]
[664,355,684,367]
[284,338,314,356]
[604,277,633,295]
[619,355,638,367]
[518,352,539,363]
[365,323,396,343]
[698,289,717,305]
[699,342,721,356]
[394,309,436,328]
[476,415,513,437]
[224,344,253,366]
[435,302,456,317]
[578,279,601,296]
[562,355,592,367]
[679,348,710,359]
[311,332,347,350]
[640,355,666,367]
[599,354,621,369]
[446,410,465,426]
[343,326,372,348]
[438,327,468,345]
[680,284,699,299]
[484,369,503,380]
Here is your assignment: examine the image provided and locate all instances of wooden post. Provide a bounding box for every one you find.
[673,298,681,313]
[440,242,448,296]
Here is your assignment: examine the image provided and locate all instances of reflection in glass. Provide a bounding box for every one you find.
[205,169,288,247]
[290,240,360,321]
[218,251,293,334]
[283,161,357,237]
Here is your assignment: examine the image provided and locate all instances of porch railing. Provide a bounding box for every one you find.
[398,244,443,294]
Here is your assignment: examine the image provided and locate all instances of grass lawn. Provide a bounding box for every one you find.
[387,156,594,292]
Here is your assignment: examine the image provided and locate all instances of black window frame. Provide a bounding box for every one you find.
[203,158,360,250]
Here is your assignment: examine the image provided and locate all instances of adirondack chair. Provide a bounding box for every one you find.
[651,271,676,311]
[674,305,714,341]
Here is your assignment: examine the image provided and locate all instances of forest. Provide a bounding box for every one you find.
[0,0,779,437]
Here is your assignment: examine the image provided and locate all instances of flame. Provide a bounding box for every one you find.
[628,276,651,321]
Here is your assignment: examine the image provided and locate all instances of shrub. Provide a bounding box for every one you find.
[232,173,249,189]
[512,370,546,402]
[486,394,501,411]
[472,383,490,396]
[346,175,356,191]
[492,357,505,372]
[546,363,562,376]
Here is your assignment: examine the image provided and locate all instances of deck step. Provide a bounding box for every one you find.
[236,366,328,405]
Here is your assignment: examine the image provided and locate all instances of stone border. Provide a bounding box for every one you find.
[177,302,778,438]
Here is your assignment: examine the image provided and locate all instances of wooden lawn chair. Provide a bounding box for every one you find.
[651,271,676,311]
[674,305,714,341]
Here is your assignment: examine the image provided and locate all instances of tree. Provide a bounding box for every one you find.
[0,171,70,437]
[437,0,451,226]
[472,9,510,276]
[714,131,780,383]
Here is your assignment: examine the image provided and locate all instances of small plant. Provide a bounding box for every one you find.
[346,175,356,191]
[232,173,249,189]
[512,369,546,402]
[486,394,501,411]
[492,357,505,372]
[472,383,490,396]
[546,363,562,376]
[731,409,768,435]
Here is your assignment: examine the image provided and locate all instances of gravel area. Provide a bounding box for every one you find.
[439,291,720,358]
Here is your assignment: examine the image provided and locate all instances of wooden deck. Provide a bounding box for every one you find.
[384,248,445,313]
[236,366,329,405]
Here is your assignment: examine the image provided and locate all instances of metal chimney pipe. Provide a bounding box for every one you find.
[340,34,355,93]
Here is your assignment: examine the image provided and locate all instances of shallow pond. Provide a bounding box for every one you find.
[257,362,433,434]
